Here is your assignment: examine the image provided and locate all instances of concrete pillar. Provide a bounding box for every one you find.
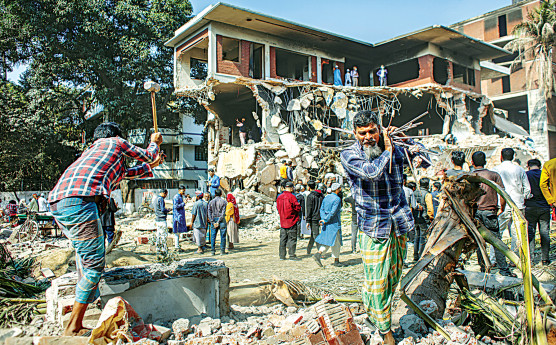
[527,89,550,160]
[316,56,322,84]
[264,43,271,80]
[208,24,217,78]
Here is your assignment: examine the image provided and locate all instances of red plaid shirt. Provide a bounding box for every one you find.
[48,137,159,203]
[6,203,18,216]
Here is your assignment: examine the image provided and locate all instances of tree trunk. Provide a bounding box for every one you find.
[394,180,483,321]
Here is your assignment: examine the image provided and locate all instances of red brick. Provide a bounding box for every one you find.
[270,46,277,78]
[216,35,251,77]
[311,56,317,82]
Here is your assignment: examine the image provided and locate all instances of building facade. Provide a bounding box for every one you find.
[127,114,207,211]
[452,0,556,159]
[165,3,512,166]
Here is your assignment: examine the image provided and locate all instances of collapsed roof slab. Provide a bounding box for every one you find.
[177,77,494,144]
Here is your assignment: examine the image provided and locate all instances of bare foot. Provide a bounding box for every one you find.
[383,331,396,345]
[63,327,91,336]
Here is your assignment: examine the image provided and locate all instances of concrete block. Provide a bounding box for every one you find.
[48,259,230,328]
[0,328,22,343]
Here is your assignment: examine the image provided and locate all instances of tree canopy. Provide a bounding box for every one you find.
[0,0,204,191]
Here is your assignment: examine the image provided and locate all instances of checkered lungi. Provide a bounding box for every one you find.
[51,197,105,304]
[359,230,407,333]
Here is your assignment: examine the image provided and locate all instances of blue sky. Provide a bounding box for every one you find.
[7,0,511,82]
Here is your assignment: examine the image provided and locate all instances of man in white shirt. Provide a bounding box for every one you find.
[492,148,531,255]
[38,193,49,213]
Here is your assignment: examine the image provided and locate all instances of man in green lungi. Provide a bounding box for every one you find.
[341,110,428,344]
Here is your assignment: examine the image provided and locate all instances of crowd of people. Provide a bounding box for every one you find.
[32,117,555,340]
[151,185,242,257]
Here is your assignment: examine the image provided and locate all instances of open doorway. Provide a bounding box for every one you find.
[250,43,264,79]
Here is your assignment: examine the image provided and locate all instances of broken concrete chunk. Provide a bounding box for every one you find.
[300,97,311,109]
[259,184,278,200]
[260,165,277,185]
[270,115,282,127]
[172,318,191,340]
[274,150,288,159]
[399,314,428,339]
[276,123,289,135]
[279,133,301,158]
[287,99,301,111]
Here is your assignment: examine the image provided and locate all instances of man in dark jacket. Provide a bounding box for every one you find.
[305,180,324,254]
[154,189,170,255]
[276,181,301,260]
[413,178,432,261]
[208,189,228,255]
[525,159,552,265]
[294,184,305,239]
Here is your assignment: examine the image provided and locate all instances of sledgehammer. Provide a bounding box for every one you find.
[144,81,161,132]
[144,80,166,161]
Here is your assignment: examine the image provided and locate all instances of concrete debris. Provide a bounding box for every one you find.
[46,259,230,328]
[183,77,545,190]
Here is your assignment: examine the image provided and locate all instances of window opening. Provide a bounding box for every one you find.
[275,48,309,81]
[502,76,511,93]
[498,14,508,37]
[190,58,208,80]
[222,37,240,62]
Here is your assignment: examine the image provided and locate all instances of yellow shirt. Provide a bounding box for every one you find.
[425,193,434,219]
[225,202,240,223]
[540,158,556,205]
[279,165,288,179]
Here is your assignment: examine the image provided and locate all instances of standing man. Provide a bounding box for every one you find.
[344,69,352,86]
[313,183,344,267]
[38,193,48,212]
[208,189,228,255]
[351,66,359,87]
[333,65,342,86]
[294,184,306,240]
[540,157,556,208]
[526,159,552,265]
[286,161,294,182]
[445,151,466,178]
[431,182,442,218]
[402,174,416,243]
[471,151,516,277]
[340,110,428,344]
[190,192,208,254]
[48,122,161,336]
[172,186,187,252]
[154,189,170,255]
[493,148,531,255]
[305,180,324,254]
[413,178,433,261]
[377,65,388,86]
[28,194,39,212]
[207,168,220,198]
[236,118,247,146]
[276,181,301,260]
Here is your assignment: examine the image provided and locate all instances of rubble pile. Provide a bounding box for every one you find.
[416,134,541,179]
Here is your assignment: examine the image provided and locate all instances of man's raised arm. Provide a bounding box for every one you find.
[341,149,390,180]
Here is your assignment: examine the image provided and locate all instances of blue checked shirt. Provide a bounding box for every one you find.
[341,140,429,239]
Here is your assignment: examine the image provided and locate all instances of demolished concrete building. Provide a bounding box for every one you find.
[165,3,542,194]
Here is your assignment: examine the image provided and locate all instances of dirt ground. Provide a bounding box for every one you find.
[116,229,368,294]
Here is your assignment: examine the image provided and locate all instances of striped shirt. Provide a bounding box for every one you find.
[48,137,158,203]
[341,140,428,238]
